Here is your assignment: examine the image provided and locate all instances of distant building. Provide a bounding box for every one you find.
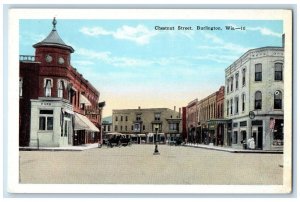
[224,46,284,150]
[195,86,225,145]
[112,107,182,144]
[19,18,103,147]
[186,99,198,143]
[102,116,112,136]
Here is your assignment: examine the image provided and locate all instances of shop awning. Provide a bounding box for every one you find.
[207,119,232,125]
[80,94,91,106]
[74,113,99,132]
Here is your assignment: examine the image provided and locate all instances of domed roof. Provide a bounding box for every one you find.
[33,18,74,53]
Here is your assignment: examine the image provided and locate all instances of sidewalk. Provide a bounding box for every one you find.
[19,143,99,151]
[183,143,283,154]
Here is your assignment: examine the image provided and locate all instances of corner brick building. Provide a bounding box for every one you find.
[19,18,103,147]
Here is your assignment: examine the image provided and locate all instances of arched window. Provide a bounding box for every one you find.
[44,79,52,97]
[255,91,262,110]
[57,80,64,98]
[274,90,282,109]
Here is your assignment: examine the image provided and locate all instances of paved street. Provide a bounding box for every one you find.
[19,144,283,184]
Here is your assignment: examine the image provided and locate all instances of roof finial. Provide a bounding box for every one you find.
[52,17,57,31]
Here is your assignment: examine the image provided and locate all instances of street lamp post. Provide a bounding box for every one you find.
[153,126,160,155]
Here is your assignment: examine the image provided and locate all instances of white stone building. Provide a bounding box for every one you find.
[224,46,284,150]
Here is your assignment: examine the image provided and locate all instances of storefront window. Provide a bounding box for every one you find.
[39,110,53,131]
[273,119,284,146]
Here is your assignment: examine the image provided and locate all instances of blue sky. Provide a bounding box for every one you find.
[19,19,283,117]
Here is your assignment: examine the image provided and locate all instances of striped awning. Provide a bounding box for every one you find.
[74,113,99,132]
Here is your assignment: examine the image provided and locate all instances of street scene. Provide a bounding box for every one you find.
[17,10,290,188]
[19,144,283,184]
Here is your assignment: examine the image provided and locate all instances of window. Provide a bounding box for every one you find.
[230,76,233,91]
[19,78,23,97]
[227,100,229,116]
[274,90,282,109]
[255,64,262,81]
[136,114,141,121]
[154,113,161,121]
[125,126,127,131]
[235,97,239,114]
[131,125,133,130]
[242,94,246,112]
[235,73,239,89]
[255,91,262,110]
[230,99,233,115]
[227,79,230,94]
[169,123,179,131]
[125,116,128,121]
[44,79,52,97]
[275,63,283,81]
[143,125,145,130]
[242,68,246,86]
[121,116,123,121]
[114,125,118,131]
[107,125,111,132]
[134,123,140,132]
[57,80,64,98]
[39,110,53,131]
[120,125,123,131]
[115,116,118,121]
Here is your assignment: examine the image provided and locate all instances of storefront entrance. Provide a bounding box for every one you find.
[60,118,72,146]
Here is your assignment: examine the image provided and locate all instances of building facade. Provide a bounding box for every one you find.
[186,99,198,143]
[191,86,225,145]
[224,46,284,150]
[19,18,103,147]
[112,107,182,144]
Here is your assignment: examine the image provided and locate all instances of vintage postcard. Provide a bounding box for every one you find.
[7,8,292,194]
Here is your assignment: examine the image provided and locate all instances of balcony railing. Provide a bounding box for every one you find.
[19,55,36,62]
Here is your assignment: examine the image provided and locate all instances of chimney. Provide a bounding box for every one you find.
[138,106,141,109]
[174,106,176,111]
[179,108,181,118]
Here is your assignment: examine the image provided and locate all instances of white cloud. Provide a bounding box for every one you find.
[200,33,250,54]
[247,26,282,38]
[80,25,158,45]
[72,60,94,66]
[20,31,46,45]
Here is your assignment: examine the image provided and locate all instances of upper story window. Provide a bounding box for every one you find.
[227,100,229,116]
[136,114,142,121]
[169,123,179,131]
[242,94,246,112]
[44,78,53,97]
[154,113,161,121]
[255,91,262,110]
[255,63,262,81]
[274,90,282,109]
[275,63,283,81]
[230,99,233,115]
[230,76,234,92]
[125,116,128,121]
[242,68,246,86]
[121,116,123,121]
[57,80,64,98]
[19,77,23,97]
[115,116,118,121]
[227,79,230,94]
[235,97,239,114]
[235,73,239,89]
[114,125,118,131]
